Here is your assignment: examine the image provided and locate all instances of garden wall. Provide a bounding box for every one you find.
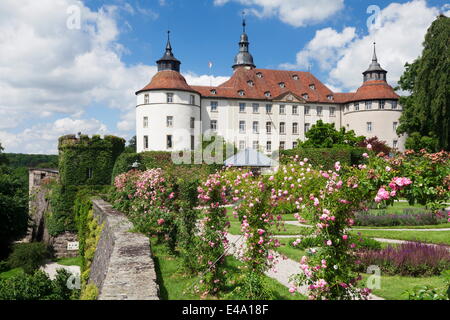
[89,199,159,300]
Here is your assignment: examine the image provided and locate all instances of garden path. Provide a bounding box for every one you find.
[40,262,80,280]
[225,234,383,300]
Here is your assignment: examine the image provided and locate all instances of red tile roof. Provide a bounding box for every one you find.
[350,80,400,102]
[192,68,335,103]
[136,70,199,94]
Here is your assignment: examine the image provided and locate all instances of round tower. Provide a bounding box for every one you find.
[136,31,200,152]
[342,43,406,150]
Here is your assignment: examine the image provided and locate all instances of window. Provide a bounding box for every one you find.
[247,80,254,87]
[211,101,218,112]
[210,120,217,131]
[354,103,359,111]
[345,105,349,112]
[143,116,148,128]
[330,107,335,116]
[292,122,298,135]
[305,123,310,133]
[266,122,272,134]
[144,94,149,104]
[265,91,271,98]
[292,74,299,80]
[166,116,173,127]
[304,106,310,115]
[309,84,316,90]
[266,104,272,114]
[327,95,334,101]
[365,101,372,110]
[87,168,93,179]
[190,95,195,105]
[279,105,285,115]
[238,90,245,96]
[279,82,286,88]
[166,135,173,149]
[191,136,195,151]
[266,141,272,152]
[252,141,259,150]
[393,122,398,132]
[293,141,298,148]
[239,140,246,150]
[279,141,285,150]
[239,103,246,113]
[256,72,263,78]
[393,140,398,148]
[379,100,385,109]
[190,117,195,129]
[292,105,298,115]
[239,121,246,133]
[392,101,398,109]
[210,89,217,95]
[144,135,149,149]
[280,122,286,134]
[367,122,372,133]
[303,94,309,100]
[166,93,173,103]
[317,106,323,116]
[252,121,259,134]
[252,103,259,114]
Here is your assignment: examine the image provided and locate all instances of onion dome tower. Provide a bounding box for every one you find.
[363,42,387,82]
[232,16,256,70]
[156,31,181,72]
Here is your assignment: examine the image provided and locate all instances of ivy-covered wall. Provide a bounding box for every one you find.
[58,134,125,186]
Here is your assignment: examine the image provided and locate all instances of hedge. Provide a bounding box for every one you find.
[111,152,144,184]
[280,147,366,169]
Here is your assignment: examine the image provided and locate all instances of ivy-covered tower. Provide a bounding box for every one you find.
[58,134,125,186]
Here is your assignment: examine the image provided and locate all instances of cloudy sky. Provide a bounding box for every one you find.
[0,0,448,154]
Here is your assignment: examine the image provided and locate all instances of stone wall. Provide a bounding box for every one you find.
[90,199,159,300]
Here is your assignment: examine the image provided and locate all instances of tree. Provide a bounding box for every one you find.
[296,120,365,148]
[0,165,29,258]
[0,142,8,166]
[358,137,392,154]
[124,136,137,153]
[397,15,450,151]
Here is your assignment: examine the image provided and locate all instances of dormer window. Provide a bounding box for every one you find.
[247,80,254,87]
[303,94,309,100]
[256,72,263,78]
[292,75,299,80]
[327,95,334,101]
[210,89,217,95]
[238,90,245,96]
[279,82,286,88]
[309,84,316,90]
[265,91,271,98]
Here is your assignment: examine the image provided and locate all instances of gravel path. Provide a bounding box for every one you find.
[225,233,383,300]
[40,262,80,280]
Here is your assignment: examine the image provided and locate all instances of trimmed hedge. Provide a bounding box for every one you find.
[58,134,125,186]
[281,147,366,169]
[111,152,144,184]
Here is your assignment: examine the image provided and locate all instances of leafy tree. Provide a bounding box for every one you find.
[397,15,450,151]
[0,166,29,258]
[404,132,439,152]
[296,120,365,148]
[7,243,49,274]
[0,143,8,166]
[124,135,137,153]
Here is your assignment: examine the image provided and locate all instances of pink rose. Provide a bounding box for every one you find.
[157,218,165,225]
[326,240,332,246]
[342,235,348,240]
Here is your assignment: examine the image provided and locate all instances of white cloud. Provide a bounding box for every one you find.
[0,0,226,154]
[183,72,229,87]
[282,0,441,91]
[213,0,344,27]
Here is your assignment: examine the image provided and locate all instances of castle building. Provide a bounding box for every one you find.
[136,21,405,154]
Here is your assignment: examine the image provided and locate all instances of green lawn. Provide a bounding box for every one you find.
[56,256,82,267]
[0,268,23,280]
[360,274,446,300]
[228,221,307,236]
[352,230,450,245]
[151,240,305,300]
[274,238,306,261]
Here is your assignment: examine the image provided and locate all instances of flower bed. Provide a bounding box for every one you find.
[354,210,449,227]
[356,242,450,277]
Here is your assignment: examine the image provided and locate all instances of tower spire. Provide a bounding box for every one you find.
[372,41,378,62]
[232,14,255,70]
[157,30,181,72]
[362,41,387,82]
[242,11,246,33]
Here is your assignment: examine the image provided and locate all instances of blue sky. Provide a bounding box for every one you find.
[0,0,448,154]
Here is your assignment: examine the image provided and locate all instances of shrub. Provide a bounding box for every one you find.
[356,242,450,276]
[354,210,447,226]
[281,148,354,169]
[290,235,381,251]
[111,152,144,184]
[7,243,49,274]
[80,283,99,300]
[358,137,392,154]
[0,261,8,273]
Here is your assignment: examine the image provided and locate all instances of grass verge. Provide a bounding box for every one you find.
[352,230,450,245]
